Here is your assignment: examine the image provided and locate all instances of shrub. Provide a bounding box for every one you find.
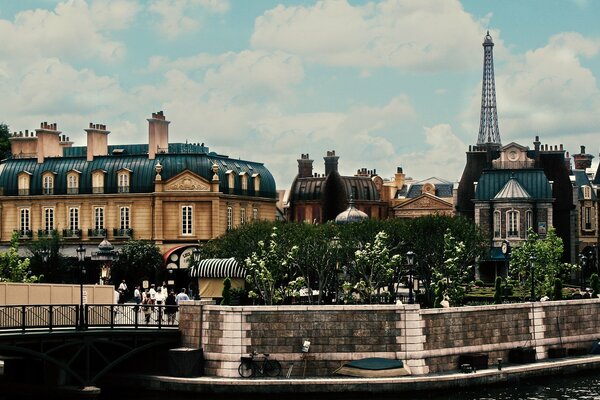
[474,279,485,287]
[552,278,563,301]
[591,274,600,298]
[494,277,503,304]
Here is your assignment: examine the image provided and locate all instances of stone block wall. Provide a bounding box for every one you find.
[178,299,600,377]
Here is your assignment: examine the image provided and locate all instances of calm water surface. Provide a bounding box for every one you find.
[101,373,600,400]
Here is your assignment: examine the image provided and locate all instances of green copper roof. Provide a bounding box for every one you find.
[0,144,276,198]
[475,169,552,201]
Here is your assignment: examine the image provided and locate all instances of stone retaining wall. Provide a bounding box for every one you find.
[178,299,600,377]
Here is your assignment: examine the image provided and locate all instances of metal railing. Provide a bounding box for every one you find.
[0,304,179,331]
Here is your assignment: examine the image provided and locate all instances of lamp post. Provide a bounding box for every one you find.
[529,256,535,302]
[579,253,588,291]
[76,245,86,330]
[406,251,416,304]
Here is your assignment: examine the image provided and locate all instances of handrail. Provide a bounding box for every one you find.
[0,304,182,331]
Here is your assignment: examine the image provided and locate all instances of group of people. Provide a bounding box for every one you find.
[117,280,191,325]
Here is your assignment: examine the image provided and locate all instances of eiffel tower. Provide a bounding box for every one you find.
[477,31,501,147]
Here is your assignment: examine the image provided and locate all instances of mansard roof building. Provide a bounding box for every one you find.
[0,112,277,285]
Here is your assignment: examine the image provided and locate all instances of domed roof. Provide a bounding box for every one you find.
[335,198,368,224]
[98,238,114,252]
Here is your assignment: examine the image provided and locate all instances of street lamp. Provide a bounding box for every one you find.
[192,247,202,268]
[40,248,50,263]
[406,251,416,304]
[529,256,535,302]
[76,244,86,330]
[579,252,588,291]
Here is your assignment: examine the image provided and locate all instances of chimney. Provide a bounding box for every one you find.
[85,123,110,162]
[394,166,405,189]
[297,153,313,178]
[148,111,170,160]
[324,150,339,176]
[573,145,594,170]
[9,129,38,159]
[35,122,62,163]
[60,134,73,151]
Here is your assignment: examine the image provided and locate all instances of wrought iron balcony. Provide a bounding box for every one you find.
[62,229,82,239]
[92,187,104,194]
[38,229,58,238]
[42,188,54,195]
[67,188,79,195]
[18,189,30,196]
[117,186,130,193]
[14,230,32,239]
[113,228,133,238]
[88,228,107,238]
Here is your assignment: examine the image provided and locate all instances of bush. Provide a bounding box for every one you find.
[591,274,600,298]
[552,278,563,301]
[494,277,503,304]
[474,279,485,287]
[221,277,232,305]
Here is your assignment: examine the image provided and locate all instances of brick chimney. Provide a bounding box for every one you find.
[9,129,37,159]
[324,150,339,176]
[35,122,62,163]
[297,153,313,178]
[394,166,405,189]
[573,145,594,170]
[148,111,170,160]
[85,123,110,162]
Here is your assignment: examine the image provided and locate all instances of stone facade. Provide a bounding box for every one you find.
[179,300,600,377]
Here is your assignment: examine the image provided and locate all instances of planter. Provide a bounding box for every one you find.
[508,347,536,364]
[457,353,488,370]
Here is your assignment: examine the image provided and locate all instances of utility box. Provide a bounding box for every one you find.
[168,348,204,377]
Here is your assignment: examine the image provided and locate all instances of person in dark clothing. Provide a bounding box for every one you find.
[165,291,178,325]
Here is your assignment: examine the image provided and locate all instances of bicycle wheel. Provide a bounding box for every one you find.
[238,362,254,378]
[264,359,282,377]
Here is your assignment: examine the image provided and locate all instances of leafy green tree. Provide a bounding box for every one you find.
[244,227,294,305]
[27,231,75,283]
[509,228,572,299]
[351,231,401,304]
[111,240,163,287]
[0,123,11,160]
[430,230,473,306]
[0,233,39,283]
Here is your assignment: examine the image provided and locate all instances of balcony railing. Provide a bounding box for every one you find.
[113,228,133,238]
[88,228,107,238]
[38,229,58,238]
[18,189,30,196]
[117,186,130,193]
[92,187,104,194]
[67,188,79,195]
[42,188,54,195]
[62,229,82,239]
[14,230,32,239]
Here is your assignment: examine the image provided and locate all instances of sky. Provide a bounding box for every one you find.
[1,0,600,189]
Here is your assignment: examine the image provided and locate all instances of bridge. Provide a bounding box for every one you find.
[0,304,184,387]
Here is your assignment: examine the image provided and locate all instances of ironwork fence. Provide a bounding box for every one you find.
[0,304,180,331]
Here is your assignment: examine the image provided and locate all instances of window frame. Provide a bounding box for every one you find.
[69,207,80,231]
[227,206,233,230]
[42,172,54,195]
[493,210,501,238]
[181,205,193,236]
[120,206,131,230]
[20,208,31,233]
[506,209,520,238]
[117,169,131,193]
[92,171,105,194]
[18,172,31,196]
[94,206,105,230]
[43,207,55,232]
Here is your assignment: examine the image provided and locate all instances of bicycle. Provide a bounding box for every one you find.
[238,351,282,378]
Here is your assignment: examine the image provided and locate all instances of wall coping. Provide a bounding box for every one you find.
[201,304,421,312]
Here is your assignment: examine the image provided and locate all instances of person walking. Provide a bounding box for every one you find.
[175,288,190,304]
[165,291,177,325]
[142,295,152,325]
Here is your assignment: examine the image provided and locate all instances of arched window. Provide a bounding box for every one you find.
[181,205,193,236]
[67,170,80,194]
[253,174,261,192]
[506,210,520,238]
[117,169,131,193]
[583,185,592,200]
[92,171,105,194]
[227,171,235,191]
[42,172,54,195]
[240,172,248,191]
[493,210,501,238]
[18,172,31,196]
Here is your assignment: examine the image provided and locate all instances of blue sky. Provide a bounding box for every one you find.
[1,0,599,188]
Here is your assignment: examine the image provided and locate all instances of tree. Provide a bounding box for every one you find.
[0,123,11,160]
[111,240,163,287]
[494,277,503,304]
[0,232,40,283]
[430,230,473,306]
[27,231,75,283]
[509,228,572,299]
[351,231,401,304]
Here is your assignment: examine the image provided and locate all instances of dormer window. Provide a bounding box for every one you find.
[42,172,55,195]
[18,171,31,196]
[240,172,248,191]
[117,169,132,193]
[252,173,261,192]
[92,170,106,194]
[226,170,235,191]
[67,170,81,195]
[583,185,592,200]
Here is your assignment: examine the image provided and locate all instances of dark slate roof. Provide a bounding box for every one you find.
[475,169,552,201]
[573,170,597,200]
[0,144,276,198]
[493,177,531,199]
[406,183,453,198]
[289,175,380,202]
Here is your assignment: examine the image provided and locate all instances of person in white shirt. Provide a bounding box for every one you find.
[175,288,190,304]
[148,284,157,304]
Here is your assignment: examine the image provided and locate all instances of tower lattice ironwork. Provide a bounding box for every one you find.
[477,31,501,146]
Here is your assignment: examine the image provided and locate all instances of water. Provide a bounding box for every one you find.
[3,372,600,399]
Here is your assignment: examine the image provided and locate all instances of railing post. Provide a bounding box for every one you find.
[134,304,139,328]
[110,305,115,328]
[158,306,162,329]
[48,305,53,331]
[21,306,26,332]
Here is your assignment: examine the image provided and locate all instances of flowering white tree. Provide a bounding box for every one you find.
[352,231,401,304]
[431,230,472,306]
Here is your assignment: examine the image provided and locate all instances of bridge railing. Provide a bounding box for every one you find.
[0,304,179,331]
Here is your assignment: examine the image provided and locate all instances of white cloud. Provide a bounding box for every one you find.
[148,0,230,39]
[251,0,495,71]
[0,0,135,65]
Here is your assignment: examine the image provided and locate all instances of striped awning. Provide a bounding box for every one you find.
[189,258,246,279]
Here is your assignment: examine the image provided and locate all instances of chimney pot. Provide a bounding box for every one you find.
[581,145,586,154]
